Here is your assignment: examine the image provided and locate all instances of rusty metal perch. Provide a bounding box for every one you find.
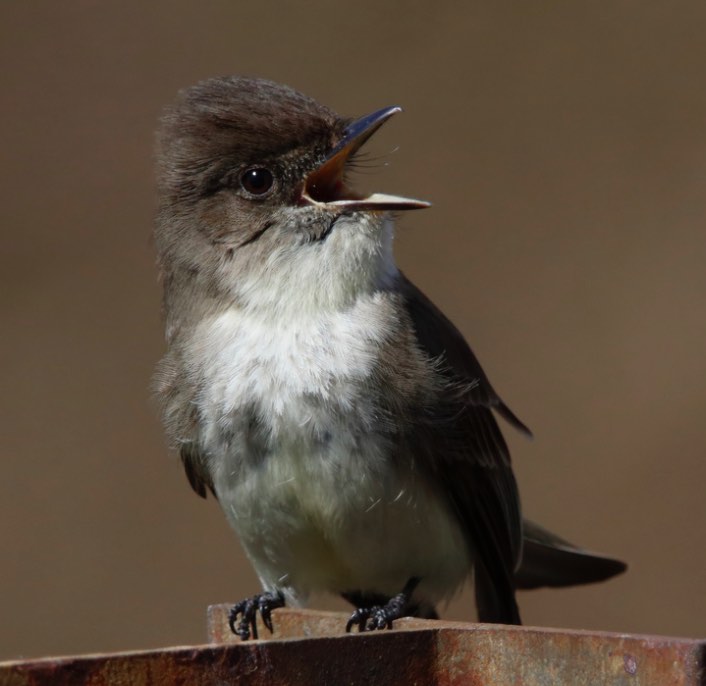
[1,607,704,685]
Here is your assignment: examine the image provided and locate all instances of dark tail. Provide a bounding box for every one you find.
[516,519,627,590]
[475,559,522,625]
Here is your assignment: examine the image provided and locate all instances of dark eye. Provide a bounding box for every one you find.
[240,167,274,196]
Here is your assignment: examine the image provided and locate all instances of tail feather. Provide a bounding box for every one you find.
[475,559,522,624]
[516,519,627,590]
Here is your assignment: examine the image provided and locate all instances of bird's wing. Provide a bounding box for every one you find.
[400,273,529,624]
[180,444,215,499]
[154,352,216,500]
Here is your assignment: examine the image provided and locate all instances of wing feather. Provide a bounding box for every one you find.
[400,274,527,624]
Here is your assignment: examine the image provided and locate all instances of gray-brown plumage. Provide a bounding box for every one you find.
[154,76,625,638]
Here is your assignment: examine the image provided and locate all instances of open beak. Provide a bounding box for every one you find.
[302,106,431,211]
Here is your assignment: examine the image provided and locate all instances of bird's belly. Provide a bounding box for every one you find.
[213,431,471,605]
[198,304,470,604]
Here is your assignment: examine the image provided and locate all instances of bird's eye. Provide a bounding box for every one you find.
[240,168,274,197]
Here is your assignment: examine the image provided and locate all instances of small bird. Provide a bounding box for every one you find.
[154,76,625,640]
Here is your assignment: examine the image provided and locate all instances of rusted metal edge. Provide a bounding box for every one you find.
[207,605,705,647]
[0,630,437,686]
[208,606,706,685]
[2,609,704,686]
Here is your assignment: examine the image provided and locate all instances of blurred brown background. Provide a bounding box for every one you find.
[1,1,705,661]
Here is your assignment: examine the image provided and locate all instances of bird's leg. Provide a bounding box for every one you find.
[228,590,285,640]
[345,577,421,632]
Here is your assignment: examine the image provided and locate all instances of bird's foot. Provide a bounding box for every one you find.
[345,578,420,632]
[228,590,285,640]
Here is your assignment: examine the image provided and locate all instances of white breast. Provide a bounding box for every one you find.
[192,267,471,606]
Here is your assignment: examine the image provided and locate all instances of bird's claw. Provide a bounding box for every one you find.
[345,602,401,632]
[228,590,285,640]
[345,578,420,633]
[346,606,378,632]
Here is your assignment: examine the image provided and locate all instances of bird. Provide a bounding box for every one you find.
[153,75,626,640]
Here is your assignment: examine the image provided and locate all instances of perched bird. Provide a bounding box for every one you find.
[154,76,625,640]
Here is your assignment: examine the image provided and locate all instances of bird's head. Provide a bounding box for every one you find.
[155,76,428,315]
